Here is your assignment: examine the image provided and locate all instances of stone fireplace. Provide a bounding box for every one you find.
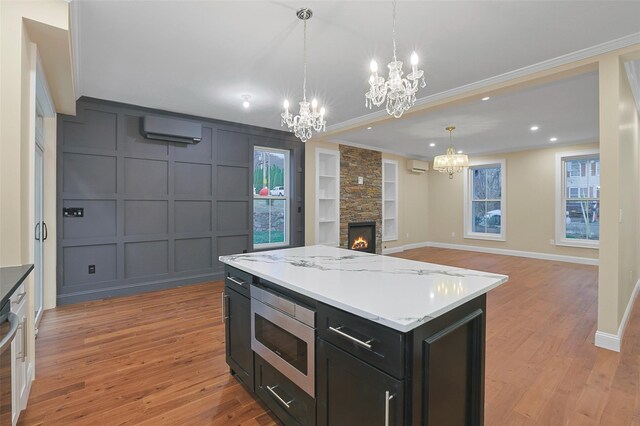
[339,145,382,254]
[348,222,376,253]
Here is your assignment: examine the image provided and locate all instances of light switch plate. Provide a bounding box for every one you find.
[358,176,363,184]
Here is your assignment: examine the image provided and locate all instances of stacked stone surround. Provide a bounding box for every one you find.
[339,145,383,254]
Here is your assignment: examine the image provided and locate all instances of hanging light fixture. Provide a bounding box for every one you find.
[281,8,326,143]
[365,0,426,118]
[433,126,468,179]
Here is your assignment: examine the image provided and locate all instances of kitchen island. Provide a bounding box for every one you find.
[220,245,508,425]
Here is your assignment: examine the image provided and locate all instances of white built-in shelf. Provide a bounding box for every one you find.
[382,159,398,241]
[316,149,340,247]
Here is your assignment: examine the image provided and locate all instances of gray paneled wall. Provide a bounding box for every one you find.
[57,98,304,304]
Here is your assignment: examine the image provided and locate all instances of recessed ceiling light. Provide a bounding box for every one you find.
[241,94,251,109]
[457,150,463,154]
[481,96,490,101]
[530,125,539,131]
[549,137,558,142]
[429,143,436,147]
[367,126,372,130]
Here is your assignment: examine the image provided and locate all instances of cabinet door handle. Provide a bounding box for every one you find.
[385,390,395,426]
[21,318,27,362]
[221,293,229,322]
[227,276,245,287]
[267,385,293,409]
[15,320,23,361]
[12,292,26,306]
[328,326,373,349]
[43,222,48,241]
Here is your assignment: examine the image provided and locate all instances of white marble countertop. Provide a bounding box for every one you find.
[219,245,508,332]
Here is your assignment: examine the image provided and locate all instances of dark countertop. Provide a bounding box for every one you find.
[0,264,34,308]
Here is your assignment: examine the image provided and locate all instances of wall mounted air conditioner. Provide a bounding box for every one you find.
[407,159,429,173]
[143,115,202,144]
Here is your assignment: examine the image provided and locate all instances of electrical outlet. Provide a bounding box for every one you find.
[549,239,555,245]
[405,232,409,238]
[358,176,364,185]
[451,231,455,238]
[88,265,96,274]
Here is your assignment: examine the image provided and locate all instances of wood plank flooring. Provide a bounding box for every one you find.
[19,248,640,425]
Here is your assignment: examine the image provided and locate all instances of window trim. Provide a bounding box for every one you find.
[463,159,507,241]
[554,149,599,249]
[253,146,290,249]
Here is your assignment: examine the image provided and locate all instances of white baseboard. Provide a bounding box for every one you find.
[384,240,598,265]
[422,241,599,266]
[594,331,621,352]
[382,241,431,255]
[595,278,640,352]
[381,246,405,255]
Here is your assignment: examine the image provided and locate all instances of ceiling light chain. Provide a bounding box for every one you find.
[433,126,469,179]
[281,8,326,143]
[365,0,426,119]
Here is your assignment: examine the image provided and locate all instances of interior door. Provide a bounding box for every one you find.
[34,110,44,330]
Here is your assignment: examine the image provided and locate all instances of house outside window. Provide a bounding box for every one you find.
[253,147,290,248]
[464,159,506,241]
[555,150,599,248]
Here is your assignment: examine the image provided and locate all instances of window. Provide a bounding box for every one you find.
[253,147,290,248]
[464,159,506,241]
[555,151,599,248]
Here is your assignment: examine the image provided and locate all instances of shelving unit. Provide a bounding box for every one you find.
[382,159,398,241]
[315,149,340,246]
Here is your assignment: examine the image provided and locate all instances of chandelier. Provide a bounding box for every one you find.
[365,0,426,118]
[281,8,326,143]
[433,126,469,179]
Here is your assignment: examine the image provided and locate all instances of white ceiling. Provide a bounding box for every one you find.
[74,1,640,155]
[334,71,599,159]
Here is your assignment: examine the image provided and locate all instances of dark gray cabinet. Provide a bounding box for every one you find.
[316,338,404,426]
[255,354,316,426]
[224,285,253,391]
[222,265,488,425]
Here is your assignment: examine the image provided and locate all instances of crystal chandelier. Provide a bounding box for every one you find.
[365,0,426,118]
[281,8,326,143]
[433,126,469,179]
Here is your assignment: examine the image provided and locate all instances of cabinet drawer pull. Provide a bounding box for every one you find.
[12,292,26,305]
[266,385,293,409]
[328,326,373,349]
[227,276,245,287]
[385,390,395,426]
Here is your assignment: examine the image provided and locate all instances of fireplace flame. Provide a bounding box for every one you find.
[351,236,368,250]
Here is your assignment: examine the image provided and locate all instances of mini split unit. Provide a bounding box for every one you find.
[407,159,429,173]
[142,115,202,144]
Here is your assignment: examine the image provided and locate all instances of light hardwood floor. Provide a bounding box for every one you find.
[19,248,640,425]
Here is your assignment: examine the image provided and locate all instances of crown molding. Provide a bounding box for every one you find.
[327,32,640,135]
[327,137,429,160]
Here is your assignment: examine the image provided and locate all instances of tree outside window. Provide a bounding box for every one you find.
[253,147,289,248]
